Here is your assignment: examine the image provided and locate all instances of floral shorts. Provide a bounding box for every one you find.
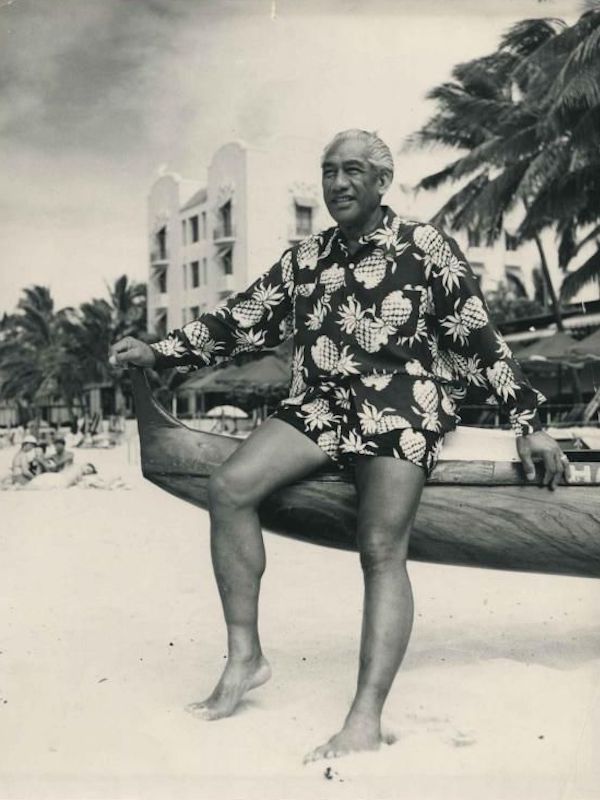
[271,381,444,477]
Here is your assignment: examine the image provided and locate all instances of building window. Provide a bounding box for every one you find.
[155,226,167,260]
[467,229,481,248]
[181,220,187,246]
[505,232,519,251]
[182,263,187,290]
[217,200,233,238]
[201,211,207,239]
[190,215,199,243]
[506,271,527,297]
[470,262,484,280]
[158,268,167,294]
[202,257,208,285]
[190,305,200,320]
[221,249,233,275]
[191,261,200,288]
[295,203,313,237]
[155,311,167,338]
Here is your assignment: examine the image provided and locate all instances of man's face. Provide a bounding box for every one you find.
[321,139,389,231]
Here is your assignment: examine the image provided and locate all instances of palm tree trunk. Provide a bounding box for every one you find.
[532,232,564,332]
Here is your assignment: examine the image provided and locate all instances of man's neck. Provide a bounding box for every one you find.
[339,206,385,254]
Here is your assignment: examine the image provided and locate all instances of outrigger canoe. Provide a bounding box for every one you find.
[130,368,600,579]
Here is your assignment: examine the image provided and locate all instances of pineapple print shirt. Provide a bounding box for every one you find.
[151,207,544,438]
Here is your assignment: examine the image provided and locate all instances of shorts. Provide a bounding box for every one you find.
[271,382,444,477]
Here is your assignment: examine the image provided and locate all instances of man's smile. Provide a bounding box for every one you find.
[332,195,355,207]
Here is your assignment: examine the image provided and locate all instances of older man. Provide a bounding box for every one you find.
[111,129,567,762]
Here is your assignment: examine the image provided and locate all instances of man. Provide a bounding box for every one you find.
[45,436,74,472]
[111,129,568,762]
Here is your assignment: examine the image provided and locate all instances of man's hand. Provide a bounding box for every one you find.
[516,430,570,490]
[109,336,156,368]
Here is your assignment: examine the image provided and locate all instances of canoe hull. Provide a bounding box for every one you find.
[132,369,600,579]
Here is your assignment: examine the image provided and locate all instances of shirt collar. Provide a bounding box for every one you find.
[333,206,396,250]
[358,206,396,245]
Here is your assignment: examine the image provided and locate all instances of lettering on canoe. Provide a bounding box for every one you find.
[568,463,600,484]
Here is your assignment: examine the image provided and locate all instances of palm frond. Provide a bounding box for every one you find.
[414,160,463,192]
[560,246,600,300]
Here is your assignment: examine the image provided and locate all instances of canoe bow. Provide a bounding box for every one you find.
[131,367,600,578]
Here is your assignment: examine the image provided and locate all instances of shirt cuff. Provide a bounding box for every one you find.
[149,341,174,370]
[510,409,543,437]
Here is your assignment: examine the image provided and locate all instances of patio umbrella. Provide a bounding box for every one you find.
[515,331,579,363]
[205,404,249,419]
[178,364,243,393]
[570,328,600,361]
[217,354,290,389]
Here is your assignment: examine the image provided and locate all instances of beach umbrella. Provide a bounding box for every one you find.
[515,331,579,363]
[177,363,245,394]
[570,328,600,361]
[215,354,290,389]
[205,404,249,419]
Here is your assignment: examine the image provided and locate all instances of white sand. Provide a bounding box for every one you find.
[0,442,599,800]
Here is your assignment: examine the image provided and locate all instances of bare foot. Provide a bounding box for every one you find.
[304,717,395,763]
[186,655,271,721]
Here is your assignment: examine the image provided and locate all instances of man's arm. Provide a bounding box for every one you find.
[111,248,295,372]
[422,225,568,487]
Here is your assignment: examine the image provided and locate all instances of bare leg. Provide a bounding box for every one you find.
[188,418,330,720]
[305,456,425,761]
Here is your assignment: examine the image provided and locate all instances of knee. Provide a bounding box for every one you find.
[208,465,258,512]
[357,526,409,573]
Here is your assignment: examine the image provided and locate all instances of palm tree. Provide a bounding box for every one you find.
[405,8,600,312]
[0,286,83,421]
[67,276,148,415]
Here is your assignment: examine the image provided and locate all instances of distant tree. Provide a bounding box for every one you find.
[0,286,82,421]
[485,282,544,325]
[0,277,148,422]
[406,8,600,316]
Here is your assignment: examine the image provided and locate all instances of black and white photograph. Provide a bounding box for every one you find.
[1,1,599,798]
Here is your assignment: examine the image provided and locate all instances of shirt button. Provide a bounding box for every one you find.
[349,262,355,270]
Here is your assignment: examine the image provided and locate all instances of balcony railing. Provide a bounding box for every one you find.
[150,249,169,265]
[213,224,235,243]
[216,273,237,292]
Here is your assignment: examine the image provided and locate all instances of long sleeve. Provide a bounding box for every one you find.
[151,248,295,373]
[423,226,544,436]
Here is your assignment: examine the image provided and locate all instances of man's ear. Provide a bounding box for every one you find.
[377,169,393,196]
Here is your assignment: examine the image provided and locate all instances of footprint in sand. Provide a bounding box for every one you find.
[448,730,477,748]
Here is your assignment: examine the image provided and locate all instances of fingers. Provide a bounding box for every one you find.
[109,337,136,365]
[520,450,536,482]
[542,451,568,490]
[559,452,571,485]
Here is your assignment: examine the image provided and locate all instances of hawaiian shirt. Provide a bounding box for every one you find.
[151,207,544,437]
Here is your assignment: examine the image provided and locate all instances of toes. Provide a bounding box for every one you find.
[303,746,326,764]
[304,744,341,764]
[186,702,220,720]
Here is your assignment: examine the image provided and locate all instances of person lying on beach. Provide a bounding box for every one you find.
[110,129,568,763]
[25,462,97,490]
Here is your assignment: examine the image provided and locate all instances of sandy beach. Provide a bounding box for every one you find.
[0,440,599,800]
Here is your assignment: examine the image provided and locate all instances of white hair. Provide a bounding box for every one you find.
[321,129,394,179]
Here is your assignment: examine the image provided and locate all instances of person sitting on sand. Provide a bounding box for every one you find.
[110,129,568,763]
[11,435,47,485]
[45,436,74,472]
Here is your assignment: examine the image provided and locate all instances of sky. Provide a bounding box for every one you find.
[0,0,582,315]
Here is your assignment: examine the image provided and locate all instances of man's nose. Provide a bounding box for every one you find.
[332,170,350,190]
